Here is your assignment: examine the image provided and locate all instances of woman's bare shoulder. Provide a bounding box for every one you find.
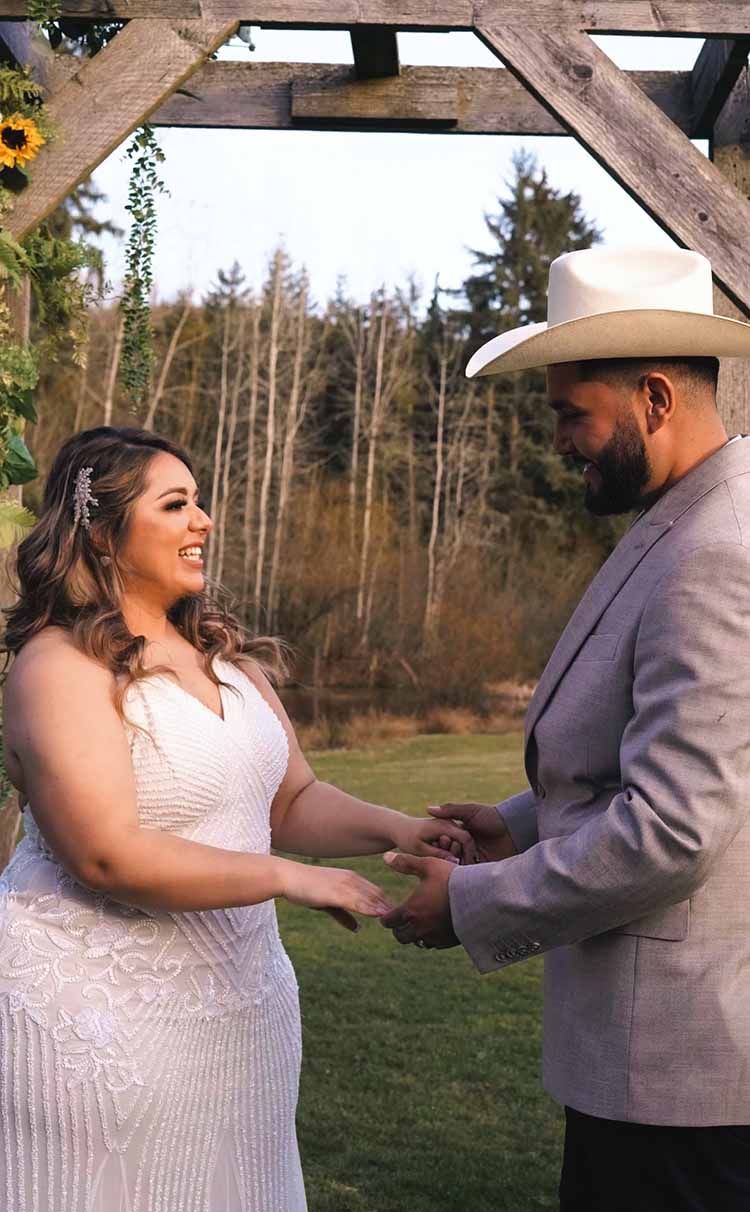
[7,626,114,703]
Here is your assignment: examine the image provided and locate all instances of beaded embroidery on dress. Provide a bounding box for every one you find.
[0,658,307,1211]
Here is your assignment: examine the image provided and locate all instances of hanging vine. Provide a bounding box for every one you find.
[119,124,167,409]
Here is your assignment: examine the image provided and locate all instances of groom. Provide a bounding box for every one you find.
[382,247,750,1210]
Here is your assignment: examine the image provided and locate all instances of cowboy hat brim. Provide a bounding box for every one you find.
[465,309,750,378]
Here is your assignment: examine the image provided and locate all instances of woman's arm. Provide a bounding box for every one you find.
[5,640,391,922]
[239,661,469,859]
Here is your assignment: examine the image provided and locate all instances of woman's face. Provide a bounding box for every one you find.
[117,451,212,605]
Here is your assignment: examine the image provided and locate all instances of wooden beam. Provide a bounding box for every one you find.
[350,25,399,78]
[2,4,750,34]
[292,68,454,124]
[152,61,693,136]
[0,275,30,871]
[0,19,77,90]
[476,22,750,316]
[4,16,239,242]
[691,39,750,136]
[710,63,750,432]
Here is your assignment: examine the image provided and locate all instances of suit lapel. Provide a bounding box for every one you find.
[524,436,750,761]
[523,517,670,751]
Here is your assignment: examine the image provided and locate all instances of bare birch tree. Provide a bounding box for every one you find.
[254,250,285,620]
[241,302,261,609]
[143,301,191,432]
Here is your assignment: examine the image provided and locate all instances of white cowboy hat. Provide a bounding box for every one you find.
[465,246,750,378]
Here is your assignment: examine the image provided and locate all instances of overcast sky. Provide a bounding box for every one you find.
[91,30,704,311]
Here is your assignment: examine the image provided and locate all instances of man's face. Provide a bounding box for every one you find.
[547,363,651,516]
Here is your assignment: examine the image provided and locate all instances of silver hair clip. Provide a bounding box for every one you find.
[72,466,98,532]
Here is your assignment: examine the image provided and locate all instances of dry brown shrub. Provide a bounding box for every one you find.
[295,717,345,751]
[341,711,420,749]
[423,706,477,735]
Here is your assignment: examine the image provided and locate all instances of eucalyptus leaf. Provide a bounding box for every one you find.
[5,434,37,485]
[8,389,37,423]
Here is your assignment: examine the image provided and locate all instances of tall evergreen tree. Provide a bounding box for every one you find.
[453,149,620,568]
[461,148,601,349]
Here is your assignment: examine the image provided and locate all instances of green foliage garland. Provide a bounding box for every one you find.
[120,124,167,408]
[0,60,104,547]
[26,0,62,26]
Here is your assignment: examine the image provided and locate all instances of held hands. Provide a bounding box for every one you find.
[380,803,518,951]
[428,802,518,864]
[392,813,471,862]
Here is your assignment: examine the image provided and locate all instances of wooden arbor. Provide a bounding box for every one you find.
[2,3,750,423]
[0,5,748,861]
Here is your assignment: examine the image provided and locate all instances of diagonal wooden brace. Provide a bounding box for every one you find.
[476,20,750,317]
[4,16,239,242]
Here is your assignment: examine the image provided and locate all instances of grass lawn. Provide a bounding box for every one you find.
[278,733,563,1212]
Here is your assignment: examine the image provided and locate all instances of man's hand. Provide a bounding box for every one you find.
[392,814,470,862]
[428,802,518,864]
[379,852,459,949]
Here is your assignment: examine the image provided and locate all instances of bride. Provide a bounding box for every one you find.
[0,425,468,1212]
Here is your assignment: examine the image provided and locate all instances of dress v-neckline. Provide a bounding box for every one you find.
[151,657,230,724]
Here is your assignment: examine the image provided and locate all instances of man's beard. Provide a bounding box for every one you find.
[582,410,652,516]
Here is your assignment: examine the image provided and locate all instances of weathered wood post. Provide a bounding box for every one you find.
[710,59,750,433]
[0,278,30,869]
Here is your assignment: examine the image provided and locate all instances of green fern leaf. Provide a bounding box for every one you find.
[0,499,36,549]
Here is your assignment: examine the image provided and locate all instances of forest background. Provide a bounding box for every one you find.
[26,152,625,733]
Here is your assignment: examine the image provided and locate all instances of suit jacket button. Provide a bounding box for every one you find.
[537,784,546,800]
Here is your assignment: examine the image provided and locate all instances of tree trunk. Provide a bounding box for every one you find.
[357,298,388,631]
[241,304,261,611]
[349,308,364,554]
[424,349,447,640]
[255,258,283,620]
[72,356,88,433]
[103,314,124,426]
[215,311,247,584]
[268,281,308,627]
[206,307,232,582]
[143,302,190,432]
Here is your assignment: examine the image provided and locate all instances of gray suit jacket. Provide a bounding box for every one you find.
[450,436,750,1125]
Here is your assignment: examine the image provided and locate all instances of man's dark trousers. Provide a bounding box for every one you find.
[559,1106,750,1211]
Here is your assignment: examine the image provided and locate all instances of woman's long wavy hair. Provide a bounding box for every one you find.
[1,426,287,724]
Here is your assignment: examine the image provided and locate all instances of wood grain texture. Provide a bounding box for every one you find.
[2,4,750,34]
[351,25,400,77]
[711,67,750,431]
[691,39,750,136]
[0,19,77,90]
[292,68,455,123]
[477,22,750,314]
[0,2,200,14]
[152,61,692,135]
[5,17,239,242]
[0,276,29,871]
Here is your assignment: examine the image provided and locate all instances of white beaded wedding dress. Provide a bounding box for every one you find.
[0,657,307,1211]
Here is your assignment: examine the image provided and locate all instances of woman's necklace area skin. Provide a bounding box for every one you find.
[144,636,201,675]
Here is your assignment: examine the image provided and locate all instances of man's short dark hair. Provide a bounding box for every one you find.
[578,356,719,400]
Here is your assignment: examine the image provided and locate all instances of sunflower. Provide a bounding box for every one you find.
[0,113,45,170]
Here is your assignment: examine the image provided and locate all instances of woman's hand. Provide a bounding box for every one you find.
[392,814,472,863]
[280,860,394,932]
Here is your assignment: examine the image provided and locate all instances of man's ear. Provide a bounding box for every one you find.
[640,372,676,434]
